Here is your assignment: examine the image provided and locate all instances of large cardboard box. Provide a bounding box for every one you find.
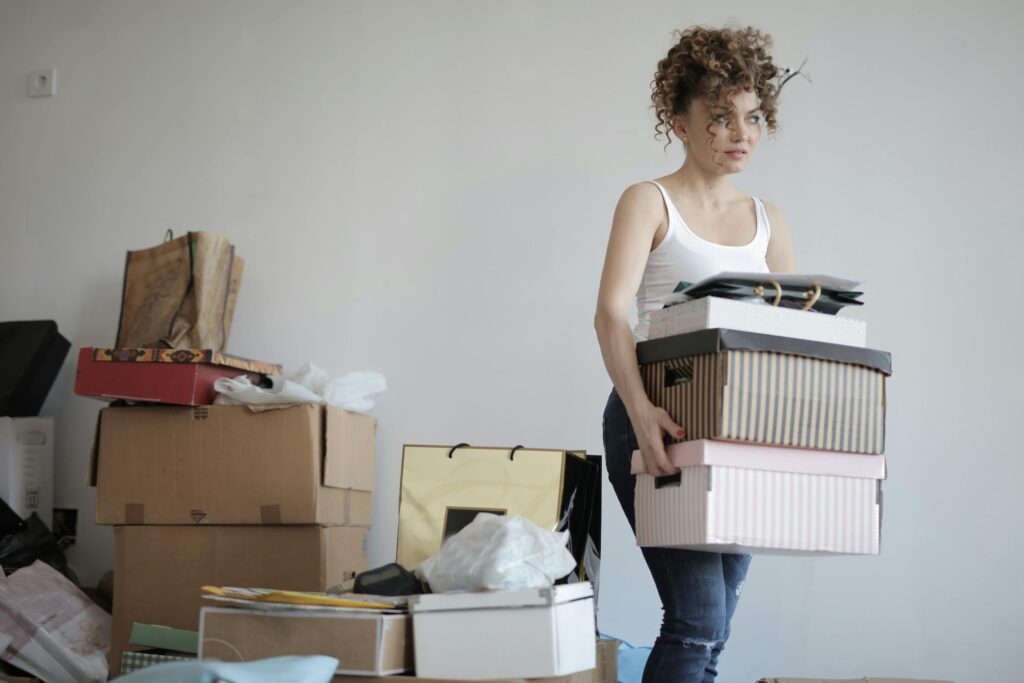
[110,525,368,675]
[91,403,374,525]
[407,583,596,680]
[74,347,280,406]
[633,441,885,555]
[648,296,867,346]
[199,607,412,675]
[758,679,955,682]
[0,417,53,528]
[397,445,598,576]
[638,329,892,454]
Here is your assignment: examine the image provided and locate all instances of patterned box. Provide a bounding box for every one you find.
[632,440,885,555]
[637,329,892,454]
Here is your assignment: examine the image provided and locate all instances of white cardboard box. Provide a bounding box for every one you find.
[648,296,867,346]
[0,417,53,527]
[408,583,596,680]
[632,441,885,555]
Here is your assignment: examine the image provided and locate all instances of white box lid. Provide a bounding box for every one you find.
[631,440,886,480]
[408,582,593,613]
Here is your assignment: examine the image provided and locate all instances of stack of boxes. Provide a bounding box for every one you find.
[85,389,376,673]
[633,294,891,555]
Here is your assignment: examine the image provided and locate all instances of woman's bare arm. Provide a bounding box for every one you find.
[595,183,684,476]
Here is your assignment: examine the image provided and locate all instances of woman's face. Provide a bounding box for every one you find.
[673,89,764,174]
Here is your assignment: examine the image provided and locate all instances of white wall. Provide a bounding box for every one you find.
[2,2,1021,681]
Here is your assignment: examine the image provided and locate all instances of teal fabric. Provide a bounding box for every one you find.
[115,655,338,683]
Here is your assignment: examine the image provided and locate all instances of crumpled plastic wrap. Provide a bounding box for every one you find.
[214,363,385,414]
[416,514,577,592]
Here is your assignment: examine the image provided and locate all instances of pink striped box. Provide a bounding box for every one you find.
[631,440,885,555]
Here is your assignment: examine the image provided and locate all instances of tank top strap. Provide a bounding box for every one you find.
[646,181,677,246]
[752,196,772,244]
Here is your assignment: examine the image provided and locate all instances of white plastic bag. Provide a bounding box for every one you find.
[416,514,577,592]
[214,363,386,414]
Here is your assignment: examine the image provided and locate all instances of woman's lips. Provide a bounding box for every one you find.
[725,150,747,159]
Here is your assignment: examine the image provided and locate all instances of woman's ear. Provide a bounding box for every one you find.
[671,114,689,144]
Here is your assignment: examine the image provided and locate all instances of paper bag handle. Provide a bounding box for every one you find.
[447,443,525,461]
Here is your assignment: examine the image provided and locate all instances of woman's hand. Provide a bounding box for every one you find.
[629,399,685,477]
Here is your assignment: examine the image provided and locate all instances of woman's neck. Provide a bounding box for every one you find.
[667,158,740,210]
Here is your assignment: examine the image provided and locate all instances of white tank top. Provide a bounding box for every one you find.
[634,181,771,340]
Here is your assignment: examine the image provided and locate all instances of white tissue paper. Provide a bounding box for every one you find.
[416,514,577,592]
[213,363,386,414]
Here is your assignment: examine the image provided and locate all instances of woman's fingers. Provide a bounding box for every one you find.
[657,409,685,440]
[643,438,677,477]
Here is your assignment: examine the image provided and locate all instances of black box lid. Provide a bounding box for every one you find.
[636,328,892,376]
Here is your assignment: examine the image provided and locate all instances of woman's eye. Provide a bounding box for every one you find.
[749,115,762,125]
[712,115,728,123]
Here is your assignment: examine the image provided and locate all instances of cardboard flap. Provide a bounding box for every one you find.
[323,406,376,491]
[631,440,886,480]
[637,328,892,375]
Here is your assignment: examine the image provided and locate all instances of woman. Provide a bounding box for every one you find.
[594,26,797,682]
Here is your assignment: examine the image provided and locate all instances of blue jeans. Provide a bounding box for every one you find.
[603,389,751,683]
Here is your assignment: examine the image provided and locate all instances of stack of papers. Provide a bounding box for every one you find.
[200,586,408,613]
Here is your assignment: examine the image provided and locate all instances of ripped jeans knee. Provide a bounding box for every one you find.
[659,611,728,653]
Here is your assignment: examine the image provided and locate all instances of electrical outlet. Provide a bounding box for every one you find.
[28,69,57,97]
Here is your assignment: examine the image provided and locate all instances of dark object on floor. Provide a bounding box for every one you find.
[0,320,70,417]
[0,659,41,682]
[52,507,78,550]
[353,562,425,596]
[0,512,71,579]
[0,496,28,537]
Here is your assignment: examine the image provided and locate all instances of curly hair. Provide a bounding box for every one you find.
[651,26,780,146]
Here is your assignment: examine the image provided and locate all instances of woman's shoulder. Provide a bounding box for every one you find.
[616,181,666,216]
[620,180,664,201]
[759,198,788,228]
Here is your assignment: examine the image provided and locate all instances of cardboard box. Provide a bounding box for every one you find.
[633,440,885,555]
[91,403,375,525]
[638,329,891,454]
[74,347,280,406]
[592,638,618,683]
[648,296,867,346]
[330,638,616,683]
[199,607,412,675]
[408,583,596,680]
[397,445,598,575]
[758,679,955,683]
[0,417,53,528]
[110,524,368,675]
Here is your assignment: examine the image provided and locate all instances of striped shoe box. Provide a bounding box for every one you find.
[632,441,884,555]
[637,329,892,454]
